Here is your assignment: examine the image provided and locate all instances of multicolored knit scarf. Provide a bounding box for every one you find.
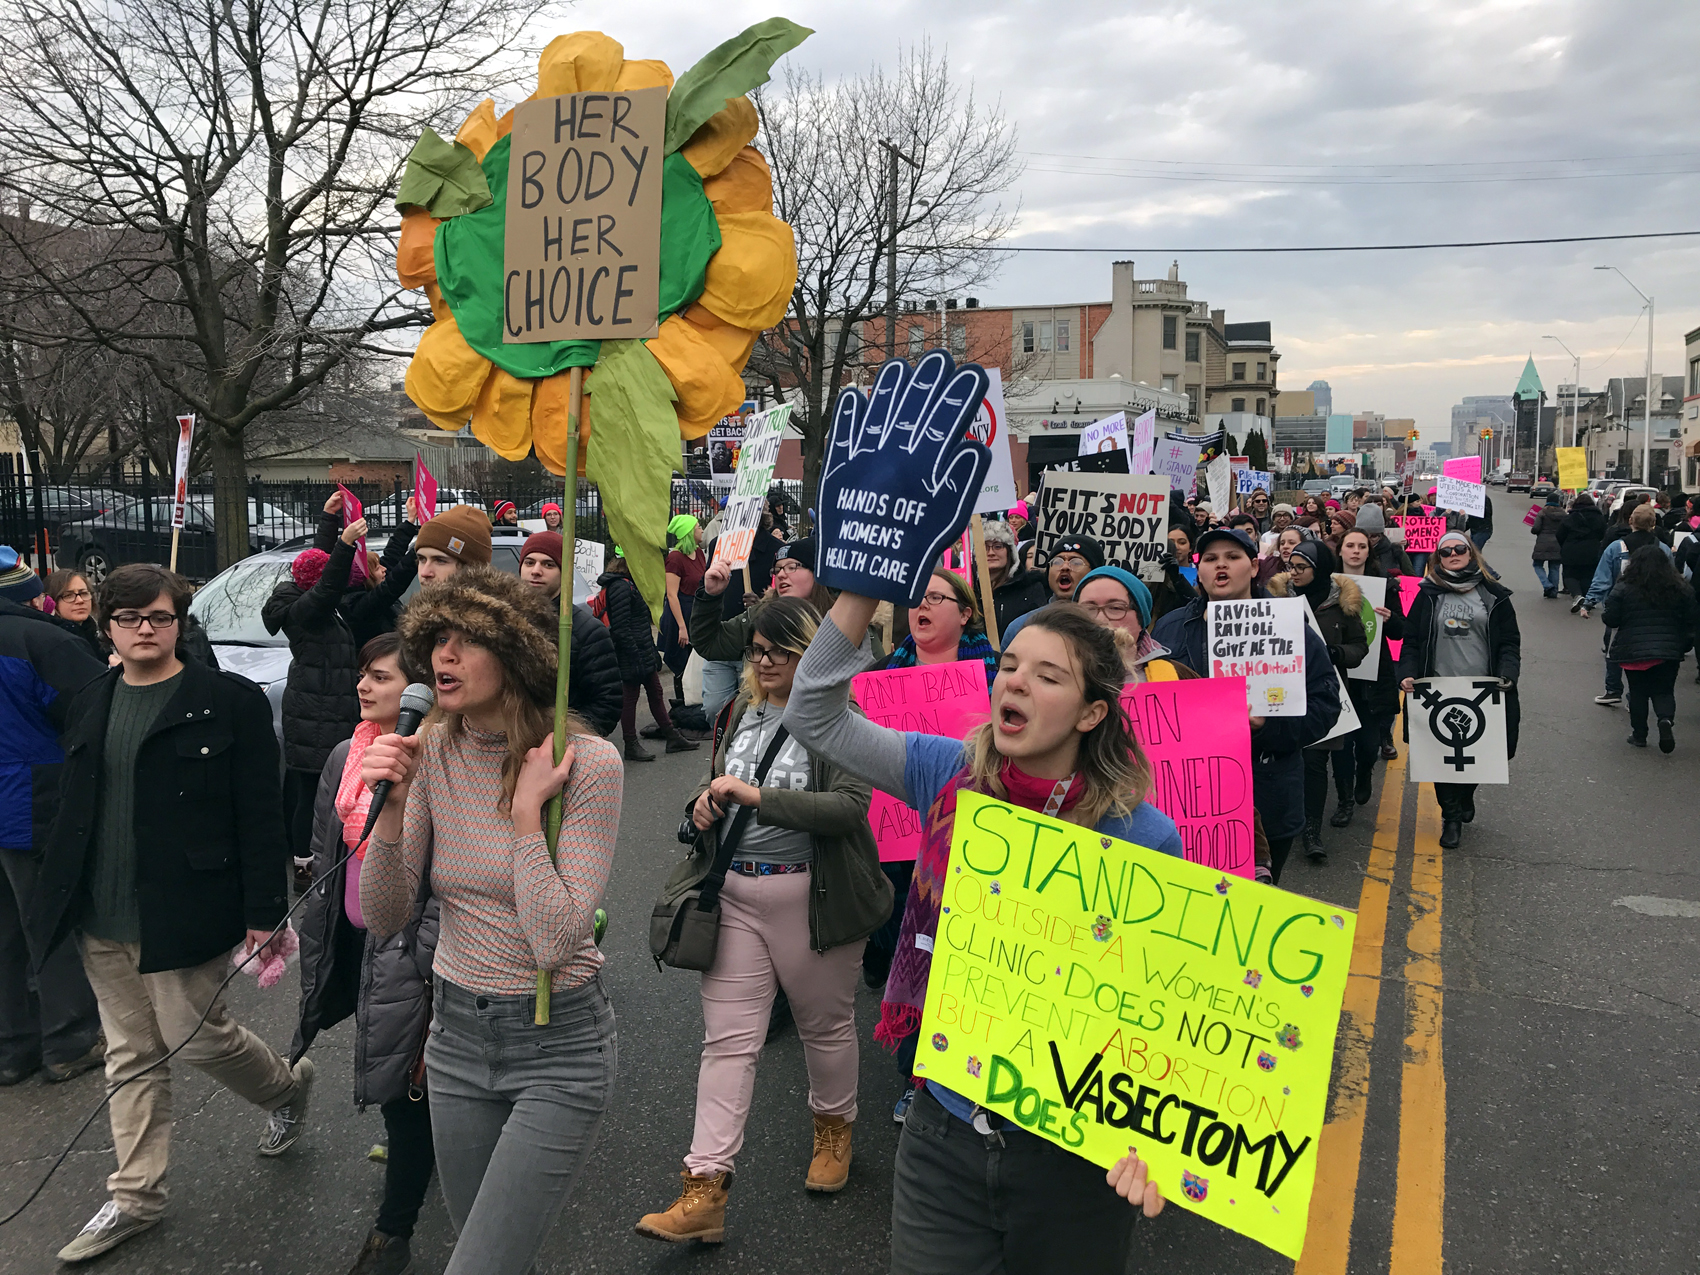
[884,630,999,687]
[875,760,1083,1050]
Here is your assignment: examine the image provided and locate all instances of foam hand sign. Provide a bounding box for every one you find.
[816,350,992,606]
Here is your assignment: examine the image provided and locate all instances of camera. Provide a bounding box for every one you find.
[677,818,698,846]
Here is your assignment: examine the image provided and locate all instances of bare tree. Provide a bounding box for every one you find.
[753,42,1021,504]
[0,0,547,566]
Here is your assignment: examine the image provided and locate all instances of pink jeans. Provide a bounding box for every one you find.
[685,869,863,1176]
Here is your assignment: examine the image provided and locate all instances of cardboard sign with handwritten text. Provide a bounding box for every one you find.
[1208,599,1306,716]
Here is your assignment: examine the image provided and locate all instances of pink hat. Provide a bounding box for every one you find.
[291,548,329,590]
[1009,500,1030,521]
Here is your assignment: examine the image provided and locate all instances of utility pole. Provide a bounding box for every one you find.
[878,139,919,359]
[1596,266,1655,485]
[1544,335,1582,449]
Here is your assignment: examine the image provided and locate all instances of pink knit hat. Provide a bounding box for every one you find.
[1009,500,1030,521]
[291,548,330,590]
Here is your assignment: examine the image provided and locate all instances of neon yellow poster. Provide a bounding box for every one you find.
[912,791,1356,1260]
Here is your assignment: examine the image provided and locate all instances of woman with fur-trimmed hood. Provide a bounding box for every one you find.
[1269,540,1367,864]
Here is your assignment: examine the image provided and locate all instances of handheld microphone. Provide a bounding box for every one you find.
[358,682,435,845]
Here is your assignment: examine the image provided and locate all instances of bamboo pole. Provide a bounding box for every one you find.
[969,514,1001,651]
[536,365,584,1025]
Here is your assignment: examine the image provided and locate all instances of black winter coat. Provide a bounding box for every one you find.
[341,519,421,649]
[1529,506,1565,561]
[1150,591,1341,841]
[28,660,289,973]
[598,570,659,682]
[1602,583,1700,664]
[1269,573,1368,674]
[1556,507,1607,571]
[567,602,622,736]
[990,569,1051,637]
[262,537,361,771]
[291,738,438,1108]
[1342,571,1406,720]
[1396,577,1522,758]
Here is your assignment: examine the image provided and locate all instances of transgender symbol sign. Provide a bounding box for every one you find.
[1405,677,1510,784]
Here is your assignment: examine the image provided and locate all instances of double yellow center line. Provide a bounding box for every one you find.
[1295,756,1447,1274]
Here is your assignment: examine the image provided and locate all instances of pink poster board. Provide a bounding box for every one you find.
[1385,574,1422,662]
[1442,455,1482,484]
[852,660,991,861]
[336,484,368,563]
[1398,516,1445,554]
[1120,677,1256,878]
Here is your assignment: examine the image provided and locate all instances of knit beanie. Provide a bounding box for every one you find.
[1353,504,1386,536]
[415,504,492,566]
[1009,500,1030,522]
[521,530,563,566]
[776,535,817,571]
[668,513,699,548]
[0,547,42,604]
[493,500,516,522]
[399,566,558,706]
[291,547,330,591]
[1073,565,1154,627]
[1328,508,1358,534]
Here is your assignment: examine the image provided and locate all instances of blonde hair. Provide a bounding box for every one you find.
[1629,503,1658,531]
[960,604,1149,828]
[738,596,821,707]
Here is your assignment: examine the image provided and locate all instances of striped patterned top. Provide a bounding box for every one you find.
[361,722,623,994]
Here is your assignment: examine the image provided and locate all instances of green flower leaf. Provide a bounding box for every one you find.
[395,127,493,218]
[664,18,814,156]
[585,340,682,624]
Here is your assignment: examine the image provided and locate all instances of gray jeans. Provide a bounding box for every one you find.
[427,974,617,1275]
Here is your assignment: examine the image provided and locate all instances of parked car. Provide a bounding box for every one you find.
[1505,471,1533,492]
[1301,478,1333,495]
[190,527,532,743]
[55,496,314,584]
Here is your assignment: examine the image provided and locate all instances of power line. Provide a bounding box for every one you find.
[1022,162,1700,186]
[982,229,1700,254]
[1015,149,1700,170]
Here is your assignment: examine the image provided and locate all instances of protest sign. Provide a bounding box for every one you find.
[1122,678,1255,877]
[413,453,438,521]
[503,86,666,342]
[336,484,369,565]
[170,414,194,532]
[572,537,605,604]
[1034,472,1172,581]
[1152,436,1202,491]
[1346,576,1388,682]
[970,369,1021,515]
[1208,599,1306,716]
[1128,409,1157,476]
[707,405,751,483]
[1299,601,1361,744]
[1385,575,1421,664]
[1442,455,1482,484]
[710,403,790,570]
[1053,450,1131,476]
[1237,469,1273,496]
[913,790,1356,1260]
[1434,475,1486,518]
[1206,454,1233,513]
[1405,677,1510,784]
[851,662,991,861]
[1078,412,1128,457]
[1522,504,1540,527]
[1398,516,1445,554]
[1555,446,1587,491]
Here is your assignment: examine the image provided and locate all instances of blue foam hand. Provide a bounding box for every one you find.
[815,350,992,607]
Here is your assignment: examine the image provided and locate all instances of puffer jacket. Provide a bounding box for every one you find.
[1556,506,1607,571]
[262,538,361,771]
[1602,582,1700,664]
[659,694,891,952]
[1530,505,1565,561]
[290,738,438,1109]
[1268,572,1369,674]
[598,569,660,682]
[567,602,622,736]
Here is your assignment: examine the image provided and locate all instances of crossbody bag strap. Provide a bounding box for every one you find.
[694,723,790,913]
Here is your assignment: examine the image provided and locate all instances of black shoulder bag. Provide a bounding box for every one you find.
[649,719,791,971]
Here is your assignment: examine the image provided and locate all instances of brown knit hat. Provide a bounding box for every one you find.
[415,504,492,566]
[398,566,557,706]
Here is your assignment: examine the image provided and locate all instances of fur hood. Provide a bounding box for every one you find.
[1267,571,1363,614]
[398,565,558,706]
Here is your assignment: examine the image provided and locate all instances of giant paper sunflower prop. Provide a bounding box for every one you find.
[394,20,808,617]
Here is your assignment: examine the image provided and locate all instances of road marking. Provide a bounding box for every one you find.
[1295,748,1404,1275]
[1389,785,1446,1275]
[1613,895,1700,918]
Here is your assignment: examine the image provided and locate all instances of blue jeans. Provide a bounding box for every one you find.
[700,658,742,721]
[426,975,617,1275]
[1532,560,1561,592]
[1471,531,1490,553]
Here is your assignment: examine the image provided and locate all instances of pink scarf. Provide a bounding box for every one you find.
[334,720,383,859]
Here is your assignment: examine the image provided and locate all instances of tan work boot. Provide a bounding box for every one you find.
[634,1170,730,1244]
[805,1113,853,1192]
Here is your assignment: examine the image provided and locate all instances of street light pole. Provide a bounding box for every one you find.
[1596,266,1655,485]
[879,139,920,360]
[1543,335,1582,450]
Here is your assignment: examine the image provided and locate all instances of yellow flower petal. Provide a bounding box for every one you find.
[614,59,674,92]
[406,314,489,432]
[697,211,798,332]
[424,281,450,323]
[682,97,758,180]
[533,371,593,478]
[456,99,500,162]
[702,146,773,216]
[397,209,440,289]
[534,32,624,98]
[681,303,758,375]
[648,315,747,440]
[470,366,535,461]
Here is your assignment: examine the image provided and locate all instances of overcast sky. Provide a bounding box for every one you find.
[559,0,1699,441]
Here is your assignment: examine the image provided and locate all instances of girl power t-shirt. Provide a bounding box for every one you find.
[720,703,813,864]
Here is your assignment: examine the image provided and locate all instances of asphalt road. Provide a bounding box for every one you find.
[1,490,1696,1273]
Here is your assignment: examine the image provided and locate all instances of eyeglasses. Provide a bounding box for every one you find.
[1081,601,1132,620]
[110,611,180,629]
[772,562,806,576]
[1050,555,1089,572]
[56,589,92,601]
[917,590,962,609]
[1436,545,1471,559]
[743,644,796,667]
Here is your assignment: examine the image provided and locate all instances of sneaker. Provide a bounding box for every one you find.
[1595,693,1621,706]
[348,1228,414,1275]
[258,1057,315,1156]
[57,1201,156,1263]
[892,1087,914,1124]
[42,1039,106,1084]
[1658,718,1676,754]
[1570,597,1585,614]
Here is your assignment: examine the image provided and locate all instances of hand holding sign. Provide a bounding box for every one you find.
[816,351,992,607]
